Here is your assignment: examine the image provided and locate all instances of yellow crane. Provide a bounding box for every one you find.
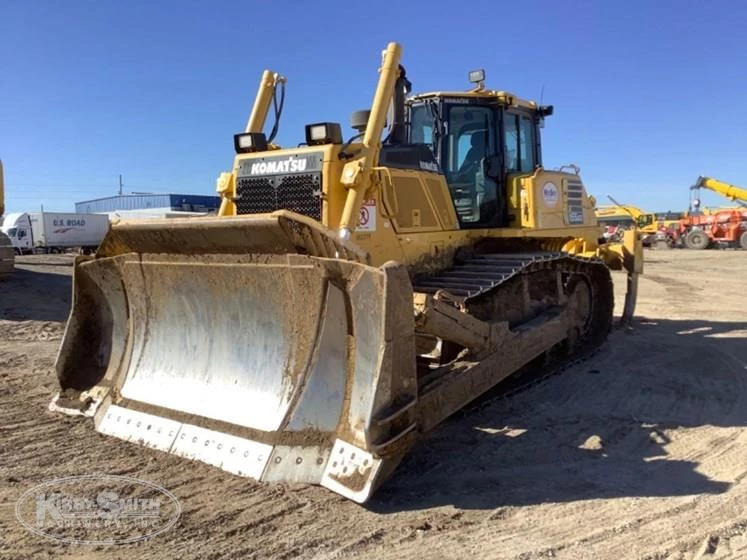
[49,42,642,503]
[690,176,747,210]
[0,160,14,277]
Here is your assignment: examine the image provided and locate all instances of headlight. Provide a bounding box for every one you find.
[304,122,342,146]
[234,132,268,154]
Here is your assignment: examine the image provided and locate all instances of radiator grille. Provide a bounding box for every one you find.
[566,179,585,225]
[235,173,322,221]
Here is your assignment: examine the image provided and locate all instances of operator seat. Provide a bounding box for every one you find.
[458,133,487,176]
[452,132,488,223]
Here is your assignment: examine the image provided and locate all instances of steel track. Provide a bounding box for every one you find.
[413,250,617,413]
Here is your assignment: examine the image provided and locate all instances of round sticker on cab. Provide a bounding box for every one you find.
[542,182,559,207]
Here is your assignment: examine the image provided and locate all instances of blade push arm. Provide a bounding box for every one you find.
[338,42,403,239]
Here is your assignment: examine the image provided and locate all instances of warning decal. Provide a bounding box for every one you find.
[357,199,377,232]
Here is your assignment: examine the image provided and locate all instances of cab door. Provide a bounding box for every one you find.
[442,103,502,228]
[16,227,30,252]
[503,109,540,226]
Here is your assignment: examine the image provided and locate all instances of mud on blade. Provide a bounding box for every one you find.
[51,215,418,503]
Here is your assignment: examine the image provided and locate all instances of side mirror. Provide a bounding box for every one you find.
[483,154,503,179]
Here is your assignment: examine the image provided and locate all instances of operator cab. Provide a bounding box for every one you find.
[403,70,553,229]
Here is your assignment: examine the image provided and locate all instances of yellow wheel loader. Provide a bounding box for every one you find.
[50,42,642,503]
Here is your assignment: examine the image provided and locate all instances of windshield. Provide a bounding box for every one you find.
[639,214,654,227]
[6,227,17,238]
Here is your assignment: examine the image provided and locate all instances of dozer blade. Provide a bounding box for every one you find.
[51,212,418,503]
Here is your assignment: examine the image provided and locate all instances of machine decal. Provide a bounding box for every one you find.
[419,160,440,172]
[238,152,323,177]
[542,182,559,207]
[441,97,474,104]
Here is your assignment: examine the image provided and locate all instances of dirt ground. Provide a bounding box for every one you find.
[0,249,746,560]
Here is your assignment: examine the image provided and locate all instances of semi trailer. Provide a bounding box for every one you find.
[1,212,109,255]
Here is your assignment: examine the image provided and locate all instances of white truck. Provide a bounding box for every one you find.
[1,212,110,255]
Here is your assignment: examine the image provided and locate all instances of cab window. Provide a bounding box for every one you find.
[409,104,434,147]
[504,113,518,172]
[444,105,495,178]
[638,214,654,228]
[518,115,536,172]
[504,111,537,173]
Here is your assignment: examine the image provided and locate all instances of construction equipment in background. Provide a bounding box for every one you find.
[676,176,747,250]
[655,210,686,229]
[0,160,15,278]
[594,197,658,246]
[690,175,747,210]
[49,42,643,504]
[673,209,747,250]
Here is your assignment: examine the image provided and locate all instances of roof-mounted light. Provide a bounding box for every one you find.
[304,122,343,146]
[234,132,268,154]
[468,69,485,84]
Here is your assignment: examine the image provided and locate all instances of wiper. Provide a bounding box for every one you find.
[426,100,444,159]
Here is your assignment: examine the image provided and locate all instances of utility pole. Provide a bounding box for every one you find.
[118,174,123,196]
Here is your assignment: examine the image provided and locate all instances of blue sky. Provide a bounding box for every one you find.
[1,0,745,214]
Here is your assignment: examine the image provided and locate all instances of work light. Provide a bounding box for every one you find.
[468,69,485,84]
[305,122,343,146]
[234,132,268,154]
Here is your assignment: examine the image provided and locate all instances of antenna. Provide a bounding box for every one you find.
[118,174,123,196]
[538,84,549,128]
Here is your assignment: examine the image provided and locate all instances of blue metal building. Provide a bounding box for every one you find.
[75,194,220,214]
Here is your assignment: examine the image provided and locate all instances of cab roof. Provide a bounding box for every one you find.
[407,89,540,111]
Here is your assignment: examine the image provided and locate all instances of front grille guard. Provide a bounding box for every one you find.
[235,172,323,221]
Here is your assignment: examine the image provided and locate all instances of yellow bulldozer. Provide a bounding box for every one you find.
[50,42,642,503]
